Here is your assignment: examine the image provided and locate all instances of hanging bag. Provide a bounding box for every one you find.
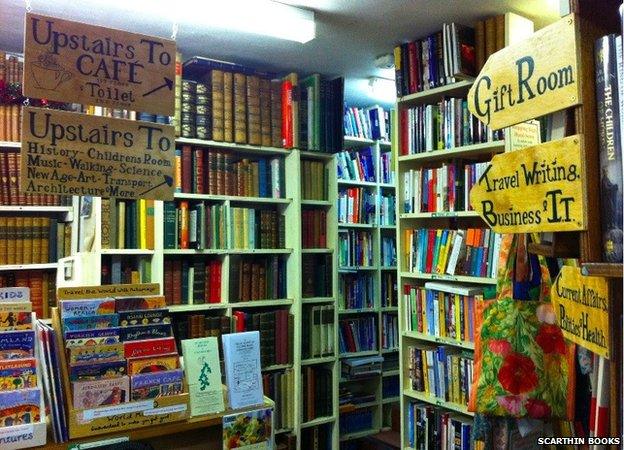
[468,234,576,419]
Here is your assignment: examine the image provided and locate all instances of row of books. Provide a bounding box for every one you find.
[0,52,23,142]
[336,147,375,182]
[404,228,501,278]
[339,408,373,434]
[381,236,397,267]
[0,271,56,319]
[163,259,222,305]
[302,365,333,422]
[100,199,155,250]
[406,402,474,450]
[302,305,335,359]
[343,105,391,142]
[399,99,503,155]
[381,313,399,350]
[301,160,327,201]
[263,369,294,431]
[231,310,293,367]
[301,209,327,249]
[337,187,375,224]
[163,201,227,250]
[380,150,395,185]
[0,217,71,265]
[338,272,374,310]
[379,192,396,225]
[229,208,285,250]
[230,256,287,302]
[338,230,373,268]
[302,254,332,298]
[181,57,344,152]
[407,344,474,406]
[101,256,152,286]
[174,314,231,351]
[300,424,332,450]
[403,282,479,343]
[381,272,398,308]
[382,374,400,398]
[402,161,489,213]
[0,152,72,206]
[175,145,284,198]
[339,316,377,354]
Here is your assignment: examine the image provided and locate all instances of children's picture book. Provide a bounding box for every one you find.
[0,311,32,331]
[130,369,183,401]
[68,343,125,365]
[127,353,179,375]
[123,337,177,359]
[72,376,130,410]
[59,298,116,318]
[119,309,171,327]
[0,358,37,390]
[222,331,263,409]
[0,388,41,427]
[64,327,120,341]
[115,296,166,312]
[119,324,172,342]
[0,330,35,359]
[69,360,127,381]
[181,337,224,415]
[62,314,120,332]
[222,407,273,450]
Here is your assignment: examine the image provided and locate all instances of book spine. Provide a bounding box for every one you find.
[211,70,225,141]
[234,72,247,144]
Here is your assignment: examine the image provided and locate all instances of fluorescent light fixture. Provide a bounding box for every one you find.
[368,77,396,103]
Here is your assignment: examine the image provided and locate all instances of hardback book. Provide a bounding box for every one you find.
[212,69,225,141]
[127,353,179,375]
[223,71,234,142]
[246,75,262,145]
[0,388,41,424]
[222,331,263,409]
[59,298,115,318]
[259,78,272,147]
[72,376,130,409]
[234,72,247,144]
[181,337,225,415]
[64,328,120,345]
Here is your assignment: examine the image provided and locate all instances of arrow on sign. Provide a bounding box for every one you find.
[140,174,174,197]
[143,77,174,97]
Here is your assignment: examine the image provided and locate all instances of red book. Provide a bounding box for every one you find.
[281,80,293,148]
[428,170,436,212]
[425,229,436,273]
[319,210,327,248]
[181,145,192,193]
[193,148,204,194]
[232,311,246,332]
[400,109,409,156]
[172,259,182,305]
[163,259,174,305]
[408,41,418,94]
[179,201,189,249]
[209,260,221,303]
[123,337,177,359]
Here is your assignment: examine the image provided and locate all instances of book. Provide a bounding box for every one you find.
[222,407,273,450]
[59,299,116,318]
[69,360,127,381]
[127,353,180,375]
[115,296,166,312]
[338,230,373,268]
[68,343,124,365]
[0,330,35,359]
[338,316,377,354]
[118,309,171,327]
[0,358,37,390]
[181,337,225,415]
[118,324,173,342]
[262,368,294,431]
[222,331,263,409]
[130,369,184,400]
[62,314,119,332]
[72,376,129,409]
[123,337,178,359]
[0,311,31,331]
[0,388,41,425]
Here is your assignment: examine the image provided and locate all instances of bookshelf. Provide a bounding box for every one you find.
[336,135,399,443]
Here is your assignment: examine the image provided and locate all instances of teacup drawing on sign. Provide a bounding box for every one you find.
[31,52,72,90]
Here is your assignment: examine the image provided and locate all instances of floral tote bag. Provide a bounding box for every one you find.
[468,234,576,419]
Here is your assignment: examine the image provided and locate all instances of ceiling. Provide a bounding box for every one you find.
[0,0,561,108]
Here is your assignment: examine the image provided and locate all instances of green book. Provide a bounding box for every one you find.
[181,337,225,416]
[163,202,177,249]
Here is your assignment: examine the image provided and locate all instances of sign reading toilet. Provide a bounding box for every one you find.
[23,13,176,116]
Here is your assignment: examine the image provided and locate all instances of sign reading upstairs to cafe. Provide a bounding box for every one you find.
[23,13,176,116]
[467,14,581,130]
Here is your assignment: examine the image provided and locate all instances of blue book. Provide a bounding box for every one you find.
[368,108,380,140]
[407,403,414,446]
[222,331,264,409]
[258,159,267,198]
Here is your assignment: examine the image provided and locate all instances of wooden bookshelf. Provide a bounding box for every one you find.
[397,139,505,162]
[397,79,474,106]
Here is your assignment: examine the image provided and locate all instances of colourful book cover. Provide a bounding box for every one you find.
[72,376,130,410]
[0,330,35,359]
[222,407,273,450]
[127,353,179,375]
[114,296,166,312]
[181,337,224,415]
[59,298,116,318]
[130,369,184,400]
[69,360,127,381]
[118,308,171,327]
[65,335,121,348]
[222,331,263,409]
[123,337,177,359]
[62,314,119,332]
[68,343,125,364]
[0,302,31,313]
[64,327,120,343]
[0,358,37,390]
[0,311,32,331]
[0,388,41,426]
[119,324,172,342]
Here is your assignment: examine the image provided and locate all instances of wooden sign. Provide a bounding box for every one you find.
[21,107,174,200]
[468,14,580,130]
[551,266,609,358]
[57,282,160,300]
[23,13,175,115]
[470,135,586,233]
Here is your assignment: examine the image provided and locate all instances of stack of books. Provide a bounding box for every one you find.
[163,201,227,250]
[343,105,391,141]
[163,259,222,305]
[229,208,285,249]
[337,187,375,224]
[301,254,332,298]
[0,52,23,142]
[341,355,383,379]
[301,209,327,248]
[338,272,374,310]
[302,365,333,421]
[339,316,377,354]
[338,230,373,268]
[0,216,71,265]
[100,199,155,250]
[406,402,473,449]
[301,160,327,200]
[229,256,287,302]
[336,147,375,182]
[302,305,335,359]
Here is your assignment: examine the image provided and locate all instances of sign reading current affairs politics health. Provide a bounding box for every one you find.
[467,14,580,130]
[21,107,174,200]
[23,13,176,116]
[469,135,586,233]
[552,266,610,358]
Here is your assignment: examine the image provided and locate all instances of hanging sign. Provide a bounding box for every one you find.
[23,13,175,115]
[21,107,174,200]
[551,266,610,358]
[467,14,580,130]
[469,134,586,233]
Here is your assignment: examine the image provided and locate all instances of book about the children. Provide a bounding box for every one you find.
[127,353,179,375]
[0,358,37,390]
[62,314,120,332]
[0,311,32,331]
[0,388,41,426]
[59,298,116,318]
[0,330,35,359]
[119,324,172,342]
[123,336,177,359]
[119,309,171,327]
[222,407,273,450]
[115,296,166,312]
[68,343,125,364]
[222,331,264,409]
[182,337,224,415]
[69,360,127,381]
[130,369,184,401]
[72,376,130,410]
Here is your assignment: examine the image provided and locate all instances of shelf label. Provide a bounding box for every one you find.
[551,266,610,358]
[69,436,129,449]
[467,14,580,130]
[80,400,154,422]
[470,135,586,233]
[58,283,160,300]
[21,107,175,200]
[23,13,175,115]
[0,424,34,446]
[0,287,30,302]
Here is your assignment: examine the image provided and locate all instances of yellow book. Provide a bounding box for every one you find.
[146,200,155,250]
[139,199,147,249]
[0,216,7,265]
[404,229,412,271]
[23,217,34,265]
[117,201,126,249]
[40,217,50,264]
[41,271,49,319]
[15,216,24,265]
[421,349,430,395]
[22,217,33,265]
[421,289,427,335]
[131,270,140,284]
[438,291,445,337]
